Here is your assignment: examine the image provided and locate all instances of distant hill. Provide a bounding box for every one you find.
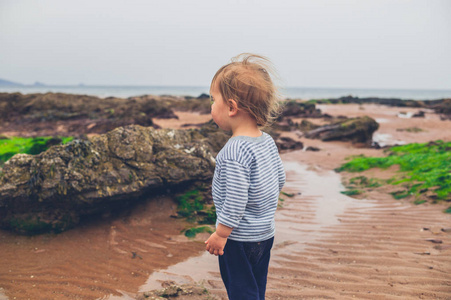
[0,78,23,86]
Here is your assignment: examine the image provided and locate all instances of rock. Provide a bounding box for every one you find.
[298,119,321,132]
[0,123,229,234]
[309,96,451,119]
[281,100,322,118]
[274,119,294,131]
[305,146,320,151]
[136,284,209,300]
[0,92,179,137]
[276,137,304,151]
[314,96,424,108]
[430,98,451,115]
[413,110,426,118]
[274,118,322,133]
[305,116,379,146]
[197,93,210,99]
[372,141,382,149]
[425,238,443,244]
[434,99,451,120]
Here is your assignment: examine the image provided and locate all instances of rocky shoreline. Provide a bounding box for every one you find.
[1,92,450,235]
[0,92,397,235]
[1,92,450,138]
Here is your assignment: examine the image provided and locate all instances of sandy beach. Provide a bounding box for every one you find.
[0,103,450,299]
[150,104,451,300]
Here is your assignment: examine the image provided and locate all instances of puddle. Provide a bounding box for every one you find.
[397,112,414,119]
[139,249,219,292]
[373,132,406,147]
[283,161,351,226]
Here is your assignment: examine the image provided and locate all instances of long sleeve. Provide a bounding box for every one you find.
[211,133,283,242]
[215,159,250,229]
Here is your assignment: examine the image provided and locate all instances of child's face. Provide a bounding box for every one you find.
[210,82,231,131]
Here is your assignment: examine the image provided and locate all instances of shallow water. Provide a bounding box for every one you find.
[372,132,406,147]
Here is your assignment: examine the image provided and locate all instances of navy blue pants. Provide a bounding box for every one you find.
[218,237,274,300]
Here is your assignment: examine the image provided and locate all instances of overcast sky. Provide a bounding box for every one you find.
[1,0,450,89]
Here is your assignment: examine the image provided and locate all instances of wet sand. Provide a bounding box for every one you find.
[1,104,450,299]
[146,105,451,299]
[140,152,451,300]
[265,152,451,300]
[0,196,206,300]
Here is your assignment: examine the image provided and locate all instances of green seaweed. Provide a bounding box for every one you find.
[349,176,382,188]
[176,189,204,218]
[6,215,76,235]
[183,226,213,238]
[306,99,331,104]
[175,188,216,224]
[199,206,216,225]
[281,191,295,197]
[340,189,362,196]
[8,217,52,234]
[176,188,216,237]
[0,136,74,164]
[336,140,451,201]
[397,127,424,133]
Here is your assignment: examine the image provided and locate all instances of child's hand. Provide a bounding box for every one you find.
[205,232,227,256]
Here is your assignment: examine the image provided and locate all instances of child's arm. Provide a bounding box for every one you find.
[205,223,233,256]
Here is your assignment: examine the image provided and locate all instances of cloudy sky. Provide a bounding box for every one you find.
[1,0,450,89]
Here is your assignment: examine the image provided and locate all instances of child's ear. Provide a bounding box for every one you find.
[228,99,239,117]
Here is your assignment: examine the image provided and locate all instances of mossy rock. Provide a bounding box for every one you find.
[305,116,379,145]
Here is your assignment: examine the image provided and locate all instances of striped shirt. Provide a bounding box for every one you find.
[212,132,286,242]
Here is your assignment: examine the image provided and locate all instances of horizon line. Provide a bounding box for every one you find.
[1,83,451,92]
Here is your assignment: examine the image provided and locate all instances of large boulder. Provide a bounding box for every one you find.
[305,116,379,145]
[0,123,229,234]
[280,100,322,118]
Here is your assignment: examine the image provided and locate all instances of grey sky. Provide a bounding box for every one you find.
[1,0,450,89]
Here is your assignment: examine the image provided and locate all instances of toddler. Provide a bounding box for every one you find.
[205,53,286,300]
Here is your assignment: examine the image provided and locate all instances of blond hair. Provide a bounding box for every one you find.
[210,53,282,128]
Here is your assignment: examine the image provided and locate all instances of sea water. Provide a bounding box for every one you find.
[1,85,451,100]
